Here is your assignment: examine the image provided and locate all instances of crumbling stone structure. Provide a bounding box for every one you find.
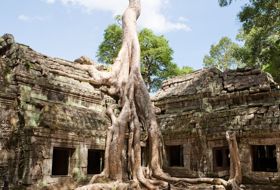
[0,34,110,188]
[1,34,280,189]
[154,67,280,189]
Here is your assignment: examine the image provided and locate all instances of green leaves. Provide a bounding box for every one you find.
[203,37,243,71]
[97,24,122,64]
[237,0,280,82]
[97,25,193,92]
[218,0,233,7]
[138,29,175,92]
[216,0,280,82]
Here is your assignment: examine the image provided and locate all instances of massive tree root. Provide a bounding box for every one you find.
[75,0,242,189]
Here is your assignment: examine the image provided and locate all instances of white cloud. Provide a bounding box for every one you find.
[139,0,191,33]
[40,0,55,4]
[178,16,189,22]
[18,15,30,22]
[55,0,127,14]
[46,0,56,4]
[44,0,190,33]
[18,14,46,22]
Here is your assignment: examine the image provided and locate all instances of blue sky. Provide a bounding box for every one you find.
[0,0,246,70]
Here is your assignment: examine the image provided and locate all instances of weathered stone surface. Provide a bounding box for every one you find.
[1,34,280,189]
[0,34,110,187]
[154,67,280,187]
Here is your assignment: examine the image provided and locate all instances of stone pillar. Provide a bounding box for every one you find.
[183,143,191,171]
[79,143,88,176]
[277,144,280,173]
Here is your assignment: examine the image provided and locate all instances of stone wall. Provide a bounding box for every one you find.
[0,34,110,187]
[154,67,280,186]
[1,34,280,188]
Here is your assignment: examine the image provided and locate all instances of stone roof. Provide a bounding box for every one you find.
[0,34,109,132]
[154,67,277,101]
[154,67,280,138]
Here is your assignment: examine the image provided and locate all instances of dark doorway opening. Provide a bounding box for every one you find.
[52,147,74,176]
[213,147,230,171]
[252,145,278,172]
[141,146,148,167]
[166,145,184,167]
[87,149,104,175]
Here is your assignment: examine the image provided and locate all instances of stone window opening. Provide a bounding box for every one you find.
[141,146,148,167]
[166,145,184,167]
[87,149,104,175]
[213,147,230,171]
[252,145,278,172]
[51,147,74,176]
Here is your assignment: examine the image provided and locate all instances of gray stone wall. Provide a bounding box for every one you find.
[1,34,280,188]
[154,67,280,185]
[0,34,110,187]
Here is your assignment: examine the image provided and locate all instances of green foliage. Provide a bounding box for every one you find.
[97,24,193,92]
[237,0,280,82]
[218,0,280,82]
[175,66,194,76]
[218,0,233,7]
[97,24,122,65]
[138,28,176,92]
[203,37,243,71]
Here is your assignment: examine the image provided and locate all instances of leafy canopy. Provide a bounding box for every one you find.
[203,37,243,71]
[237,0,280,81]
[97,24,193,92]
[215,0,280,82]
[97,24,122,65]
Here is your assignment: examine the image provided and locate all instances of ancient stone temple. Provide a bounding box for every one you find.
[1,34,280,189]
[0,34,110,188]
[153,68,280,189]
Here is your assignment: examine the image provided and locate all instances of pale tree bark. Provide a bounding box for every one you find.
[226,131,242,189]
[75,0,242,189]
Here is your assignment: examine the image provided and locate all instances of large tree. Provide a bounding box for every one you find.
[97,24,123,65]
[97,24,191,92]
[237,0,280,82]
[218,0,280,82]
[203,37,243,71]
[76,0,242,189]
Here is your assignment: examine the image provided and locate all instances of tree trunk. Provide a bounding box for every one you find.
[226,131,242,189]
[75,0,242,189]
